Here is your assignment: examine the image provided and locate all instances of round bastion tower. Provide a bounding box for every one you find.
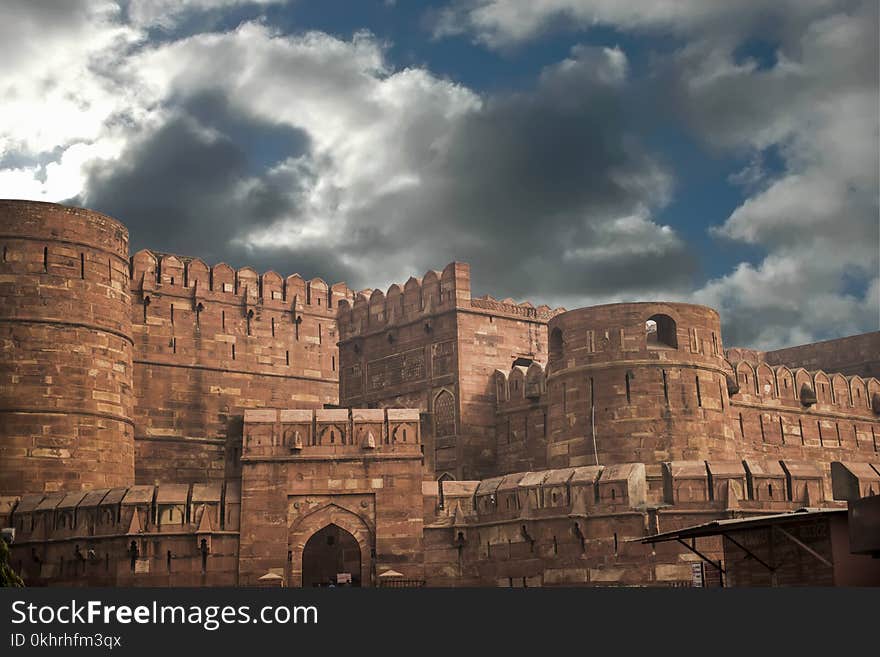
[0,200,135,496]
[545,302,737,466]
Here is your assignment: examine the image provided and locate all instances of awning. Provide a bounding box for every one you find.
[636,508,846,576]
[637,508,845,544]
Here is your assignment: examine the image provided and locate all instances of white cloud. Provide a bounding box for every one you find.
[431,0,841,48]
[2,0,873,349]
[563,212,683,262]
[434,0,880,346]
[684,3,879,345]
[126,0,290,28]
[0,1,144,199]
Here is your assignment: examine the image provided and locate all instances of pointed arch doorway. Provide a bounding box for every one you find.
[301,524,362,587]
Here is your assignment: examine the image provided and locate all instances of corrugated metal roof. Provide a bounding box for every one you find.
[638,508,846,544]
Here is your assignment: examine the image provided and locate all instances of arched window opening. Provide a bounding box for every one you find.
[646,314,677,349]
[433,390,455,437]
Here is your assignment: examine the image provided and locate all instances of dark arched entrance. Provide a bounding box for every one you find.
[302,524,362,587]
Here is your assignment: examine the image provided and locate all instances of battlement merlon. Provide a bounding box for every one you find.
[726,359,880,417]
[425,459,876,528]
[130,249,354,314]
[336,261,566,340]
[242,407,423,458]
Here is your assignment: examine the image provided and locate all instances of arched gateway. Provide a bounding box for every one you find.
[289,504,373,587]
[302,524,362,587]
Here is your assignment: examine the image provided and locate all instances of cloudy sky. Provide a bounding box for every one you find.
[1,0,877,348]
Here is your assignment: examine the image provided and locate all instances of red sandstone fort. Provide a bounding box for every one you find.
[1,199,879,587]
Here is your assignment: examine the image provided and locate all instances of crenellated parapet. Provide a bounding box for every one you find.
[242,407,422,458]
[470,296,566,321]
[8,482,241,586]
[337,263,467,341]
[428,458,879,529]
[5,481,242,586]
[7,481,240,544]
[495,361,548,408]
[336,262,566,342]
[724,360,880,455]
[131,249,353,317]
[726,360,880,416]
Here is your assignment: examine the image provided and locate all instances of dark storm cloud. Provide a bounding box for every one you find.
[72,42,696,299]
[73,93,344,278]
[338,46,697,299]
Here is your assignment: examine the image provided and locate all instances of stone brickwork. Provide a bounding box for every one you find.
[337,262,565,479]
[130,250,351,485]
[237,407,424,586]
[762,332,880,380]
[3,482,240,586]
[543,303,733,467]
[420,459,880,586]
[0,200,135,496]
[2,199,879,588]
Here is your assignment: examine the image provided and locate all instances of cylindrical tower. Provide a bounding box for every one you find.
[0,200,134,495]
[546,302,736,467]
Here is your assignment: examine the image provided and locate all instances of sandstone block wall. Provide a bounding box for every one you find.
[129,250,350,484]
[4,481,241,586]
[420,459,879,586]
[725,360,880,490]
[762,332,880,380]
[237,407,424,586]
[2,200,878,589]
[544,303,733,467]
[0,200,135,496]
[337,262,564,480]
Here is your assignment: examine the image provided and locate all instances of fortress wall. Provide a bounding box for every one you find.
[7,482,241,586]
[493,364,549,474]
[0,201,135,496]
[763,331,880,380]
[454,301,555,479]
[237,408,425,587]
[544,303,735,467]
[337,262,564,479]
[337,271,462,477]
[421,459,877,587]
[489,349,879,491]
[337,265,466,477]
[129,250,349,484]
[726,360,880,490]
